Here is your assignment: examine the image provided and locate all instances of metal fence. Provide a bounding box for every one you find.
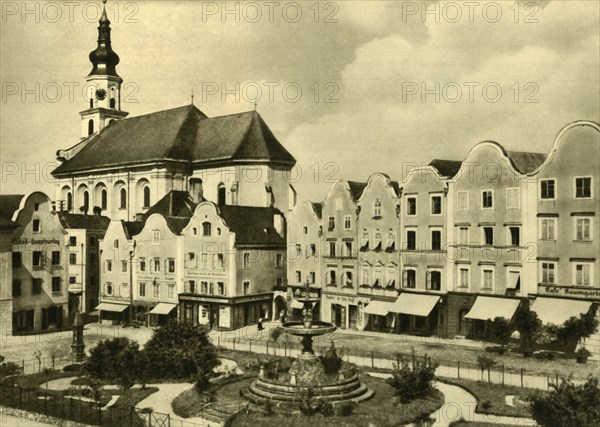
[213,335,587,391]
[15,355,73,375]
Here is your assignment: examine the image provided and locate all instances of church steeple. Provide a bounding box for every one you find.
[88,0,121,78]
[79,0,128,139]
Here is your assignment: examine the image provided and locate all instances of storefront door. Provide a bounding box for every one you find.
[211,306,219,329]
[349,305,358,329]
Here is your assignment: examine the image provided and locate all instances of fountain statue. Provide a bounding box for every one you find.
[243,282,373,407]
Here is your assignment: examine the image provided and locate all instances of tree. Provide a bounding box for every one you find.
[490,317,512,352]
[388,356,438,403]
[477,355,496,383]
[85,337,140,388]
[530,375,600,427]
[514,306,541,356]
[556,315,599,352]
[142,321,219,390]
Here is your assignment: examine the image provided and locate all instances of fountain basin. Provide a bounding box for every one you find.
[281,321,337,336]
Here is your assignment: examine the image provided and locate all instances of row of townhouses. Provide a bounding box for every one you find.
[285,123,599,354]
[0,4,597,362]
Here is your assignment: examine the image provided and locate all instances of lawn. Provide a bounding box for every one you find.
[438,378,536,418]
[229,374,444,427]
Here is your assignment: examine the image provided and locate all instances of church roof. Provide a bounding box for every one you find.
[58,212,111,231]
[0,195,26,221]
[52,105,296,176]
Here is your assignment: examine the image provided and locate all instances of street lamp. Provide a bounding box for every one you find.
[129,240,137,324]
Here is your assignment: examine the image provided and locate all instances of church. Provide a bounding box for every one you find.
[52,3,297,220]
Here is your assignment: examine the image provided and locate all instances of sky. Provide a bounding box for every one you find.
[1,0,598,202]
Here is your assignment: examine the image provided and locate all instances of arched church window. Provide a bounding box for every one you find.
[88,119,94,136]
[110,98,116,108]
[67,192,73,211]
[89,98,93,109]
[218,184,226,205]
[143,186,151,208]
[101,189,107,210]
[83,191,90,212]
[120,188,127,209]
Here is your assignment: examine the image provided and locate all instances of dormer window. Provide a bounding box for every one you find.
[373,199,382,218]
[202,222,211,236]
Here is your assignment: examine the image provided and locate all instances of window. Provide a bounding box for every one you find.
[431,196,442,215]
[119,188,127,209]
[139,282,146,298]
[386,266,396,288]
[113,239,119,248]
[428,271,441,291]
[431,230,442,251]
[83,191,90,212]
[217,253,225,269]
[361,268,369,286]
[373,200,382,217]
[335,198,342,211]
[343,241,352,257]
[12,279,21,297]
[152,230,161,245]
[51,251,60,265]
[34,203,39,211]
[12,252,21,267]
[373,268,383,287]
[403,269,416,289]
[406,197,417,216]
[186,252,197,268]
[509,226,520,246]
[406,229,416,250]
[31,278,42,294]
[344,271,353,287]
[202,222,211,236]
[139,258,146,272]
[153,283,160,298]
[217,227,222,236]
[67,192,73,210]
[506,188,520,209]
[105,260,112,272]
[373,233,382,251]
[360,230,369,250]
[105,282,113,295]
[201,252,208,268]
[303,226,308,235]
[482,269,494,290]
[575,217,592,241]
[167,258,176,273]
[200,281,208,294]
[575,177,592,198]
[540,218,556,240]
[328,216,335,231]
[101,189,108,210]
[68,253,76,265]
[386,231,395,250]
[243,252,250,268]
[69,236,77,246]
[217,282,224,296]
[458,227,469,244]
[540,179,555,200]
[32,251,43,267]
[459,268,469,288]
[89,236,96,247]
[308,244,316,257]
[328,241,336,257]
[152,258,161,272]
[243,281,250,295]
[32,219,41,233]
[295,270,302,283]
[344,215,352,230]
[69,276,76,284]
[295,244,302,257]
[218,184,226,205]
[309,272,316,284]
[143,186,151,208]
[456,191,469,211]
[574,263,591,286]
[51,277,61,293]
[168,284,176,299]
[121,260,127,272]
[482,227,494,245]
[481,190,493,209]
[88,119,94,135]
[327,270,336,285]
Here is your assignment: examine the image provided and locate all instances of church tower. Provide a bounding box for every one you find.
[80,0,128,138]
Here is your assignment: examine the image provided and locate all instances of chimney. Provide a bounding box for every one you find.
[273,213,284,237]
[189,178,203,204]
[93,206,102,216]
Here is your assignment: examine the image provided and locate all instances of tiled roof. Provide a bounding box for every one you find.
[0,217,18,231]
[145,191,198,219]
[58,212,111,231]
[506,151,546,174]
[311,202,323,219]
[0,195,25,221]
[390,181,402,197]
[219,205,285,247]
[52,105,295,175]
[122,220,145,240]
[428,159,463,178]
[348,181,367,201]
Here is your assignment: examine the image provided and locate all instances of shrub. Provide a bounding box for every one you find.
[557,316,599,352]
[476,355,497,383]
[388,357,438,403]
[530,375,600,427]
[490,317,512,352]
[514,307,542,356]
[335,401,355,416]
[575,347,592,363]
[84,337,140,389]
[320,401,334,416]
[0,362,22,378]
[63,364,83,373]
[271,326,284,342]
[319,341,343,376]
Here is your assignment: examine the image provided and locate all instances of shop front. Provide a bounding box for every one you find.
[363,300,394,332]
[388,292,442,337]
[148,303,178,327]
[322,293,368,331]
[463,296,522,340]
[96,302,129,325]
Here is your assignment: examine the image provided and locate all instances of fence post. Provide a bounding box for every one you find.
[52,355,55,370]
[502,363,505,385]
[371,351,374,368]
[520,368,524,388]
[266,341,269,355]
[555,372,559,388]
[233,337,235,350]
[167,412,171,427]
[249,339,252,353]
[457,361,460,379]
[284,342,287,357]
[21,359,24,374]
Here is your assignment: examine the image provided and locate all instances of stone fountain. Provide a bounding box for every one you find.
[243,284,373,406]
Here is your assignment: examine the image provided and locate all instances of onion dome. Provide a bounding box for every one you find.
[88,1,120,78]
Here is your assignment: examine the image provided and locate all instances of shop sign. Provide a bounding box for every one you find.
[538,284,600,301]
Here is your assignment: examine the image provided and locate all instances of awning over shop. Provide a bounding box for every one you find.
[149,303,177,315]
[363,301,393,316]
[95,302,128,312]
[531,297,593,325]
[464,296,520,321]
[389,293,441,317]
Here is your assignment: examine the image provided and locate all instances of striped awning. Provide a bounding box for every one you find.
[95,302,128,312]
[149,303,177,315]
[363,301,393,316]
[464,296,520,321]
[531,297,592,325]
[389,293,440,317]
